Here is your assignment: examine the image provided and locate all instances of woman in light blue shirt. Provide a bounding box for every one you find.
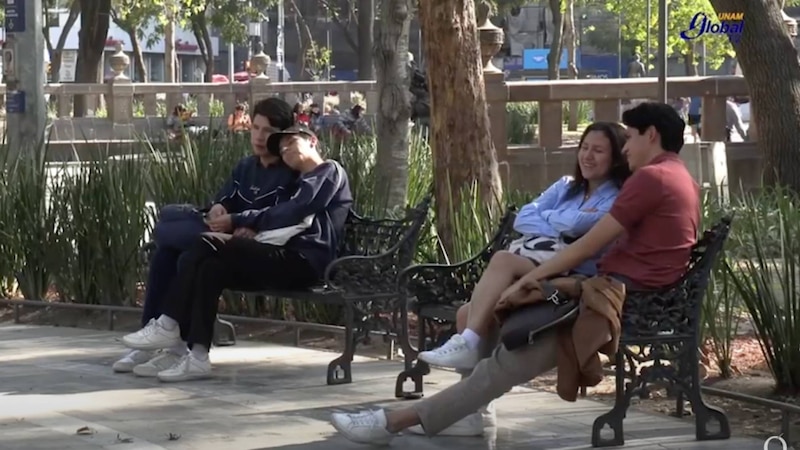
[417,122,632,389]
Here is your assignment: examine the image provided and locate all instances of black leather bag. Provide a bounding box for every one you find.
[499,280,580,351]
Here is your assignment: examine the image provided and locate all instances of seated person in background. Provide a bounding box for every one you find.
[166,104,189,139]
[330,102,700,445]
[120,124,353,382]
[227,103,251,133]
[419,121,631,372]
[112,98,297,376]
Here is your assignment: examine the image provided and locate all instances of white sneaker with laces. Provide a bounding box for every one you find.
[157,353,211,382]
[418,334,479,370]
[112,349,154,373]
[133,350,184,377]
[330,409,396,445]
[406,401,496,436]
[122,318,181,350]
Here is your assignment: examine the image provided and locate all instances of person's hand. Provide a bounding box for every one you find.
[208,203,227,219]
[206,214,233,232]
[499,274,540,306]
[233,227,256,239]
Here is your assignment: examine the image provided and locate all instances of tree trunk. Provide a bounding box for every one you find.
[45,1,80,83]
[290,0,315,81]
[418,0,503,257]
[190,14,214,81]
[564,0,578,130]
[709,0,800,191]
[357,0,375,79]
[165,13,176,82]
[128,31,148,82]
[547,0,564,80]
[683,43,698,76]
[373,0,411,211]
[74,0,111,117]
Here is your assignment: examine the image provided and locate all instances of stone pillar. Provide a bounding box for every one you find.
[107,42,134,136]
[249,41,272,107]
[478,2,509,163]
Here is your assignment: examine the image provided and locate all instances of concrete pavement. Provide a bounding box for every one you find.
[0,323,767,449]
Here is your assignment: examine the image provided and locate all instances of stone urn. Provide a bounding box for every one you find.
[109,42,130,79]
[476,1,504,72]
[250,40,271,79]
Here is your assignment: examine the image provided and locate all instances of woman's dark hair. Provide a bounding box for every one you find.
[567,121,631,198]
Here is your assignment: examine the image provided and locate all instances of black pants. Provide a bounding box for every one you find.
[161,235,318,348]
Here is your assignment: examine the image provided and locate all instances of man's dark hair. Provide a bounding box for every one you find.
[621,102,686,153]
[251,97,294,130]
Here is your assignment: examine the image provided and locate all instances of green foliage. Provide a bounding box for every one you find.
[506,101,592,144]
[726,186,800,395]
[600,0,734,72]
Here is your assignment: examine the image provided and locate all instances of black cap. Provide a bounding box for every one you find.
[266,124,316,157]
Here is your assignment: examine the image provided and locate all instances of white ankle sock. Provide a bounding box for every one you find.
[191,344,209,361]
[461,329,481,350]
[156,315,178,331]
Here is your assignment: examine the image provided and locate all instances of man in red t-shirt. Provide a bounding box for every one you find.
[329,102,700,445]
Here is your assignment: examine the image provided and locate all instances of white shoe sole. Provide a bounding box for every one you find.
[122,335,181,351]
[157,371,211,383]
[418,352,477,371]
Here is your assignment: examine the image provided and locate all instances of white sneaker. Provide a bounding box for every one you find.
[406,402,496,436]
[112,349,154,373]
[133,350,184,377]
[122,318,181,350]
[418,334,479,370]
[330,409,396,445]
[157,353,211,382]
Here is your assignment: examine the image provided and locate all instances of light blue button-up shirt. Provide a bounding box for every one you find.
[513,176,620,275]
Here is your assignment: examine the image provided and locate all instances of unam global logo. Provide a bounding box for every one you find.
[679,12,744,44]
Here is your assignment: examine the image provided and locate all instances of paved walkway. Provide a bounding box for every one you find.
[0,323,767,449]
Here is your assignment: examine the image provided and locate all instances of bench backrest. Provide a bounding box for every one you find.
[621,216,733,339]
[337,195,432,268]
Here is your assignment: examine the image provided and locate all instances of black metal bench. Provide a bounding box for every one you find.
[394,209,732,447]
[224,196,431,385]
[147,195,431,386]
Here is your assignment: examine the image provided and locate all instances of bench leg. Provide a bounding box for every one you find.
[213,316,236,347]
[327,301,354,385]
[685,349,730,441]
[591,350,629,447]
[395,314,431,399]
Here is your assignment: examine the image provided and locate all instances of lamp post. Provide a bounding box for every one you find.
[657,0,667,102]
[277,0,285,81]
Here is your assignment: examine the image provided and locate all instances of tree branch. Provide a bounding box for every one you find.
[318,0,360,53]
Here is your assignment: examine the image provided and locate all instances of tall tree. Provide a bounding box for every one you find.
[373,0,411,209]
[74,0,112,116]
[709,0,800,189]
[43,0,80,83]
[418,0,503,255]
[112,0,162,82]
[547,0,565,79]
[357,0,375,79]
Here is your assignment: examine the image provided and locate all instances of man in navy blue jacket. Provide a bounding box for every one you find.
[119,124,353,382]
[112,98,297,376]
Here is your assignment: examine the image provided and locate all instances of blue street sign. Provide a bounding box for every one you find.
[7,90,25,114]
[5,0,26,33]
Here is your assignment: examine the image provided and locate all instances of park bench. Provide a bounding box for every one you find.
[393,208,733,447]
[146,195,431,387]
[225,196,432,386]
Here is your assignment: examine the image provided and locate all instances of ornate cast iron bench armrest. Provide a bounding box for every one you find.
[323,233,420,297]
[398,207,519,311]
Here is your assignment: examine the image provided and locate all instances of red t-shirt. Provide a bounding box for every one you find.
[597,152,700,288]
